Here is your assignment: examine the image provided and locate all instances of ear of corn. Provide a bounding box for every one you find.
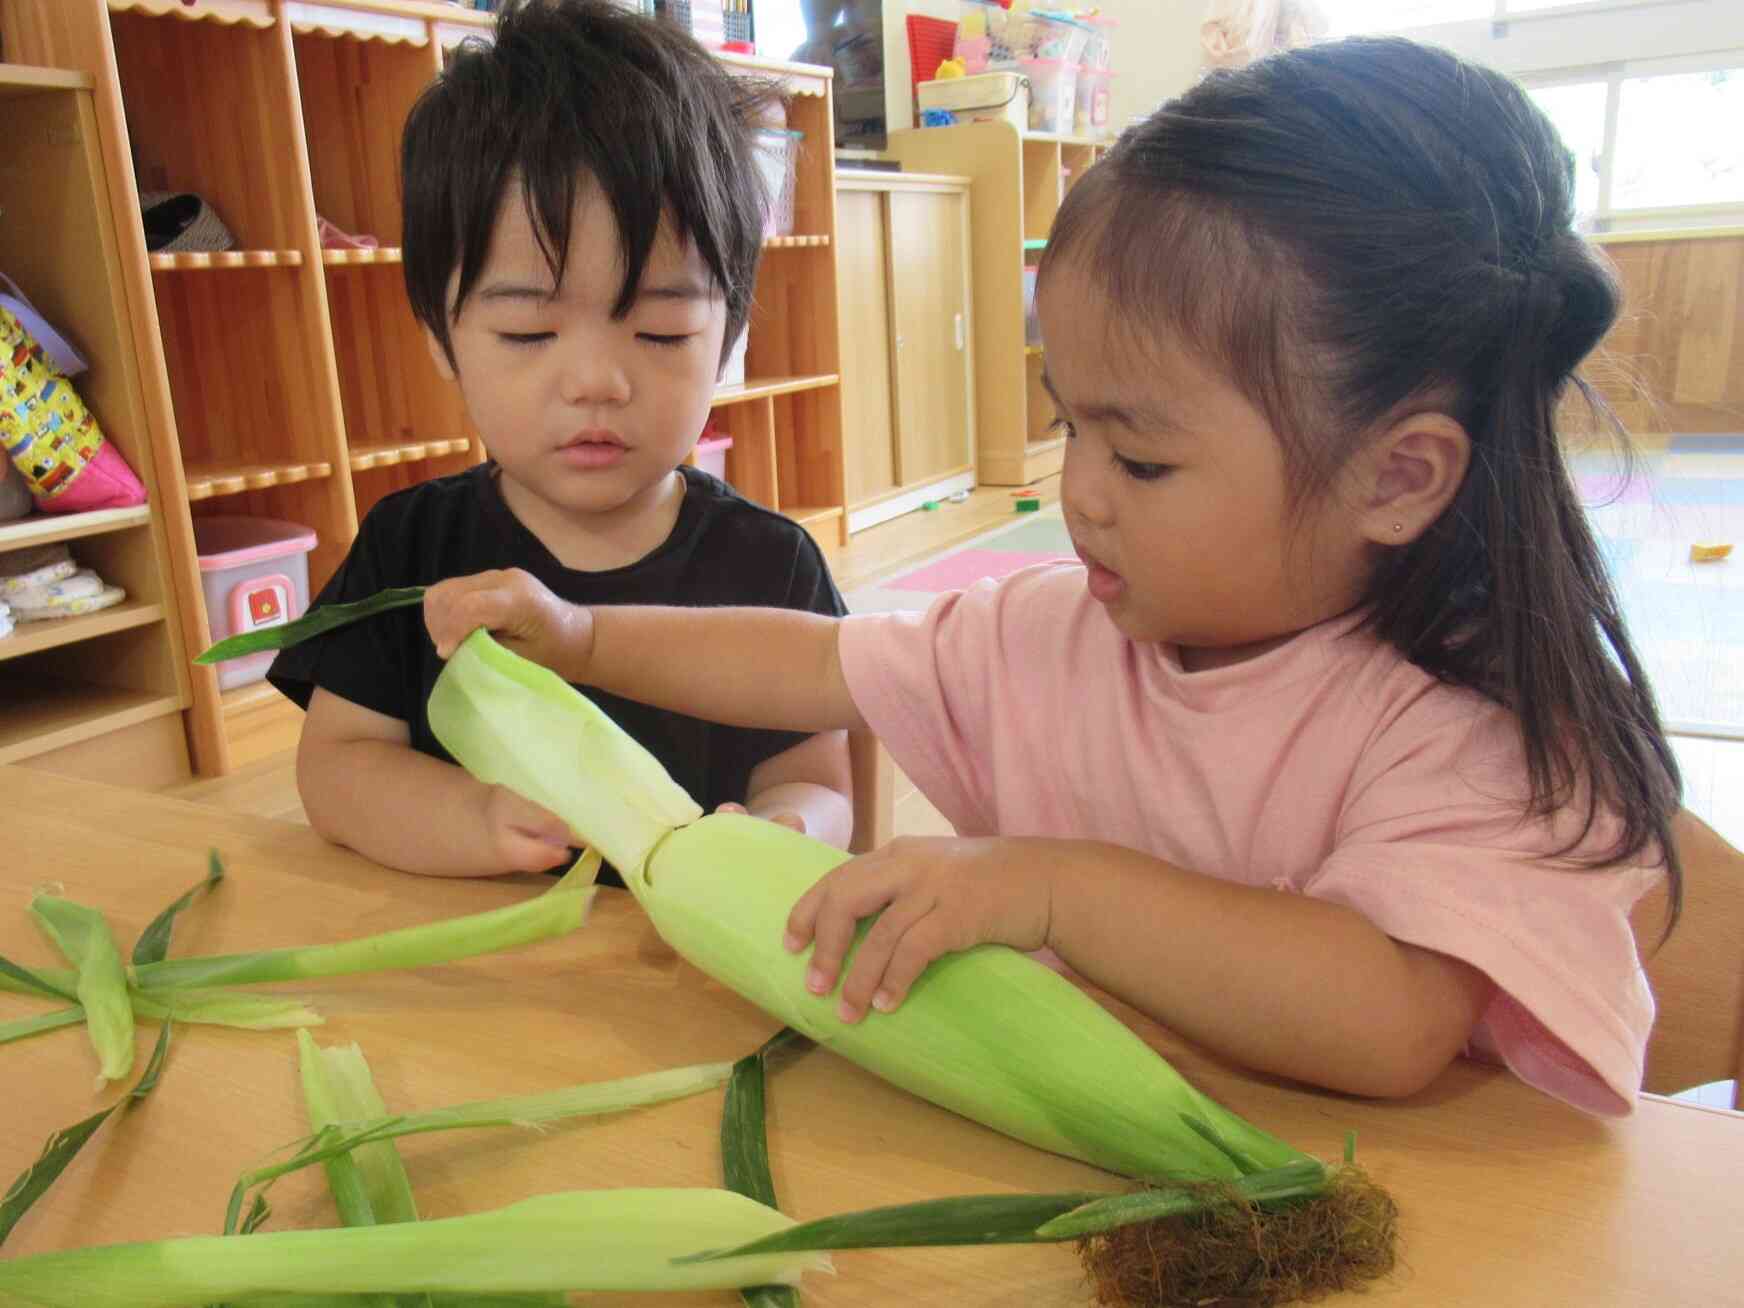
[29,894,135,1084]
[428,633,1298,1186]
[0,1190,831,1306]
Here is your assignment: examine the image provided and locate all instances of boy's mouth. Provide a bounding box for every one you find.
[557,430,628,470]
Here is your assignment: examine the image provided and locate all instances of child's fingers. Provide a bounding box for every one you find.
[835,895,939,1023]
[797,871,903,1002]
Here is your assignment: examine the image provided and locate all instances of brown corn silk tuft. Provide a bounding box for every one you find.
[1079,1165,1398,1306]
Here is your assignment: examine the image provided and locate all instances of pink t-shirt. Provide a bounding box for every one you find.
[838,563,1660,1116]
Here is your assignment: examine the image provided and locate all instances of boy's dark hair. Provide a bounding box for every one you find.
[1043,37,1682,924]
[402,0,777,369]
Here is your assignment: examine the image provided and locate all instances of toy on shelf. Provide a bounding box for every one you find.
[1,277,147,516]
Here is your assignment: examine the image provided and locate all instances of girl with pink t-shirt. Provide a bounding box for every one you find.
[425,37,1681,1116]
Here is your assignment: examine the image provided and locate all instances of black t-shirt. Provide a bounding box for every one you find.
[268,463,846,879]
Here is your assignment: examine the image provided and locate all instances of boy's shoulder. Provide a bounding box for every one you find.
[356,465,486,535]
[680,467,823,559]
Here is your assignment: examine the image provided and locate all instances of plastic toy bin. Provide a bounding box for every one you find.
[194,516,317,690]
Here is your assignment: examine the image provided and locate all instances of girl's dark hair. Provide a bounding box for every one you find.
[1043,37,1681,922]
[402,0,777,368]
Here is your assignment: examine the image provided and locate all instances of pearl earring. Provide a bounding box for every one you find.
[1391,523,1403,534]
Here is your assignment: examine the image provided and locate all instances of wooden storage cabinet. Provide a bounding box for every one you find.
[0,66,191,785]
[2,0,849,778]
[837,172,975,532]
[885,122,1108,486]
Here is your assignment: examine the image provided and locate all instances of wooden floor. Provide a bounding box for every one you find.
[162,476,1064,831]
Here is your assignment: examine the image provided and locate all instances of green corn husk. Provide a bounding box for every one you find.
[129,853,598,992]
[29,894,135,1084]
[131,851,225,967]
[0,981,321,1034]
[428,633,701,877]
[0,1189,831,1306]
[720,1029,810,1308]
[227,1059,735,1234]
[429,631,1398,1303]
[0,1023,173,1250]
[0,1007,86,1046]
[297,1032,398,1232]
[195,588,427,665]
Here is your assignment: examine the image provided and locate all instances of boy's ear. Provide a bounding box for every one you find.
[1356,411,1471,548]
[424,328,458,383]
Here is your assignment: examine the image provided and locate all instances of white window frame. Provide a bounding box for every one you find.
[1521,49,1744,232]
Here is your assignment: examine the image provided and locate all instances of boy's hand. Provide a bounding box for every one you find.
[481,783,578,874]
[782,836,1055,1024]
[425,569,592,678]
[714,801,805,833]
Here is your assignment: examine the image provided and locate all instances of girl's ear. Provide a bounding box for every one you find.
[1356,412,1471,547]
[424,328,458,383]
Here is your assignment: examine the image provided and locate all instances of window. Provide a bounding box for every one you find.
[1316,0,1744,231]
[1526,59,1744,228]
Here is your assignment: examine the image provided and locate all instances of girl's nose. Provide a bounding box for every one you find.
[1061,436,1112,528]
[559,344,631,407]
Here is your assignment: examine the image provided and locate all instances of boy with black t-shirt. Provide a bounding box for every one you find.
[269,0,851,881]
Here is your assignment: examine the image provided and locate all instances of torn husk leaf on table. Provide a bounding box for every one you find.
[28,894,135,1085]
[0,1189,832,1306]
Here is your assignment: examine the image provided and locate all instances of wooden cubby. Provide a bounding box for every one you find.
[1,0,848,777]
[0,64,190,783]
[886,122,1109,486]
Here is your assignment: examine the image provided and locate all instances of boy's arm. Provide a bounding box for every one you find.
[296,688,574,877]
[425,570,866,733]
[744,730,854,849]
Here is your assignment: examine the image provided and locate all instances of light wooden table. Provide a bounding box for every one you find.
[3,771,1740,1306]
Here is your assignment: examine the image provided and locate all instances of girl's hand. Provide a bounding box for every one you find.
[424,569,592,678]
[783,836,1054,1023]
[714,801,806,834]
[480,783,577,873]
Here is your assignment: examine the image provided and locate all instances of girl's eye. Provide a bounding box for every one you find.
[638,333,693,348]
[1047,416,1077,440]
[497,332,553,347]
[1114,453,1171,482]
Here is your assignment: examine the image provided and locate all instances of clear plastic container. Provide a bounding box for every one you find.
[752,128,803,237]
[1080,13,1117,71]
[1075,65,1114,136]
[956,0,1025,70]
[194,516,316,691]
[1023,11,1090,65]
[1022,57,1078,134]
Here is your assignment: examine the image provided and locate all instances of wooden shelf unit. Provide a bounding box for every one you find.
[0,62,193,785]
[2,0,849,776]
[886,122,1109,486]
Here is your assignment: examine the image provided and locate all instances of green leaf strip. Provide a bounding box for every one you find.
[0,1007,86,1046]
[132,851,226,966]
[0,954,76,1003]
[195,587,426,664]
[0,1021,173,1248]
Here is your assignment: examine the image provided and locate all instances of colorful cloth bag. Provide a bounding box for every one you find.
[0,275,146,515]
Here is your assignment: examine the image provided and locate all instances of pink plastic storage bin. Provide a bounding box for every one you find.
[194,516,317,691]
[1022,57,1078,134]
[693,434,734,483]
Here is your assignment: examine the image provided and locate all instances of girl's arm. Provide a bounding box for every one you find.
[424,569,864,733]
[788,835,1495,1100]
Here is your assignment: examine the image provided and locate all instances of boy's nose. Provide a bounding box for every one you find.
[558,347,631,407]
